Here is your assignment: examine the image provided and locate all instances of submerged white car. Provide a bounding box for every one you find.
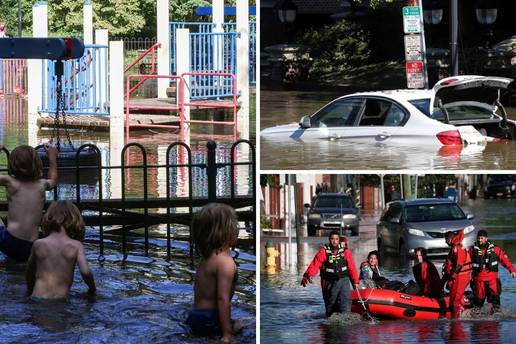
[261,75,514,146]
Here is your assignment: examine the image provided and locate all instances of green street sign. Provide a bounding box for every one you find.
[403,6,422,33]
[403,6,420,16]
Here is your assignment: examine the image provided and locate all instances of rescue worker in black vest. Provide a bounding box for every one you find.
[301,231,359,317]
[468,230,516,312]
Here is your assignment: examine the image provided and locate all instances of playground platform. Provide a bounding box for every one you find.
[36,97,237,131]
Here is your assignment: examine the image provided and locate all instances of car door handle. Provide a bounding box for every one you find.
[376,133,391,141]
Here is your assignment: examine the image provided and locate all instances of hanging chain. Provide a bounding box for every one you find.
[51,60,74,150]
[52,77,62,150]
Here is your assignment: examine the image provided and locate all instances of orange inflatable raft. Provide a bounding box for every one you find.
[351,288,472,320]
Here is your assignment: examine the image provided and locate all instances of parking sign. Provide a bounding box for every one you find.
[406,61,425,89]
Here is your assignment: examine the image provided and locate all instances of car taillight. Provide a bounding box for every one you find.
[439,77,459,85]
[436,130,462,145]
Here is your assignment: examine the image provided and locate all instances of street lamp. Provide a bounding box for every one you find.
[475,0,498,48]
[275,0,298,24]
[423,0,443,25]
[476,0,497,25]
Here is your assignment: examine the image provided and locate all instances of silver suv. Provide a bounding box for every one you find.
[376,198,476,258]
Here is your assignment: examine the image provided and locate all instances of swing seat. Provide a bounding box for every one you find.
[37,145,100,168]
[36,145,101,185]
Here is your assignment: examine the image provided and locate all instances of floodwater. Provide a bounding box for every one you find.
[0,96,256,342]
[1,231,256,343]
[0,96,255,200]
[261,198,516,343]
[260,89,516,170]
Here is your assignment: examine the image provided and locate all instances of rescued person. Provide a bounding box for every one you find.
[413,247,442,298]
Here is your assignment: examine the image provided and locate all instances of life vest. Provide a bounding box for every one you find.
[320,244,349,280]
[472,242,498,274]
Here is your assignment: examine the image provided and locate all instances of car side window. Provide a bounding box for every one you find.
[358,99,407,126]
[312,98,363,128]
[388,204,402,223]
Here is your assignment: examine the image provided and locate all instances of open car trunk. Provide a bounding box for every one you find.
[431,76,515,139]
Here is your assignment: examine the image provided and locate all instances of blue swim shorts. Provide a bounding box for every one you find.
[0,226,34,262]
[186,308,222,337]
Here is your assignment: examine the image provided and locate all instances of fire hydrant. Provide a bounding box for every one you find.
[265,241,280,271]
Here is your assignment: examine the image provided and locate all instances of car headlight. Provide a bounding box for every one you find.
[463,225,475,234]
[408,228,425,236]
[342,214,357,220]
[308,213,321,220]
[512,184,516,191]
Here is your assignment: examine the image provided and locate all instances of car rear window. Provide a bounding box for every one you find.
[314,197,354,208]
[404,203,466,222]
[408,99,431,116]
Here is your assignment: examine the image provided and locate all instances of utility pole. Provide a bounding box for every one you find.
[450,0,459,75]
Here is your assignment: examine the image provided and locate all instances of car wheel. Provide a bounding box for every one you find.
[307,226,316,236]
[377,239,383,253]
[350,226,359,236]
[484,193,490,199]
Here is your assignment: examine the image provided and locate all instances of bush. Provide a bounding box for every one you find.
[297,21,371,77]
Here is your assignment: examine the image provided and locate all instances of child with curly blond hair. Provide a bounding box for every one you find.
[187,203,240,343]
[26,200,95,300]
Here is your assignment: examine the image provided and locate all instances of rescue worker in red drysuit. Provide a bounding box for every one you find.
[468,230,516,312]
[413,247,442,298]
[441,230,472,319]
[301,231,359,317]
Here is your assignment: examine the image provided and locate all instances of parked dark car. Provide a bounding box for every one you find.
[484,175,516,199]
[376,198,476,258]
[305,193,359,236]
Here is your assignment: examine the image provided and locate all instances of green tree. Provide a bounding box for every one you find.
[297,20,371,76]
[93,0,146,36]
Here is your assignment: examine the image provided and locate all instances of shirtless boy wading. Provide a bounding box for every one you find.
[0,145,57,261]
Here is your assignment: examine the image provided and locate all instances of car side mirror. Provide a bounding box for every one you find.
[389,217,401,224]
[299,115,311,129]
[467,214,474,220]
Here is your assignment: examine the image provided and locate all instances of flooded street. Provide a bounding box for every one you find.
[260,90,516,170]
[261,199,516,343]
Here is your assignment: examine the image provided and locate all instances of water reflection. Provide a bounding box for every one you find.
[260,89,516,169]
[0,99,254,200]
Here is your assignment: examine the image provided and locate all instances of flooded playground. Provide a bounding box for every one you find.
[0,96,256,342]
[260,89,516,170]
[261,198,516,343]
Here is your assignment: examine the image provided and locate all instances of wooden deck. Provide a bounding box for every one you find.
[37,113,181,131]
[37,97,236,131]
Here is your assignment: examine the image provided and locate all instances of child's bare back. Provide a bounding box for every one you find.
[27,232,88,299]
[194,249,237,311]
[2,178,52,241]
[187,203,240,343]
[0,145,57,262]
[26,201,95,300]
